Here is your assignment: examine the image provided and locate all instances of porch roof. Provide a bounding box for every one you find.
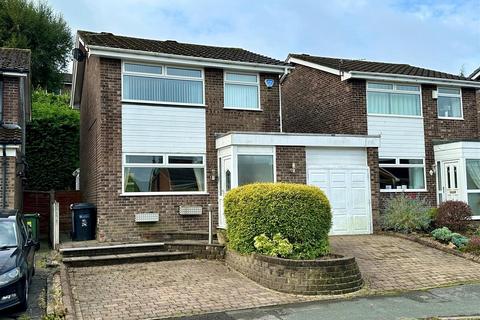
[216,132,380,149]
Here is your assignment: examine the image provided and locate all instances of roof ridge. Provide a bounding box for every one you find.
[290,53,410,66]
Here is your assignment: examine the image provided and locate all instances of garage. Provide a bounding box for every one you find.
[307,147,372,235]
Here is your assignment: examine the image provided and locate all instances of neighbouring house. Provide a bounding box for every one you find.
[60,72,72,94]
[70,31,380,241]
[0,48,31,210]
[282,54,480,222]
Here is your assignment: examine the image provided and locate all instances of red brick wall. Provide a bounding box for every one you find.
[367,147,380,229]
[275,146,306,183]
[2,77,19,124]
[82,58,282,241]
[281,64,367,135]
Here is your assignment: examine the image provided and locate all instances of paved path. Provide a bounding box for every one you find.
[331,235,480,292]
[66,235,480,319]
[175,283,480,320]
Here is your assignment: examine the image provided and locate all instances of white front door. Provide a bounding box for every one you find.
[218,156,232,228]
[442,161,460,201]
[308,168,372,235]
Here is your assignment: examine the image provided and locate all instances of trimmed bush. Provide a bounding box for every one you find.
[431,227,453,243]
[451,233,469,249]
[224,183,332,259]
[435,201,472,232]
[380,194,431,233]
[463,237,480,254]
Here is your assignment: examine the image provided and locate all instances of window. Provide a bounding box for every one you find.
[466,159,480,216]
[224,72,260,110]
[122,62,204,105]
[379,158,426,191]
[123,154,205,193]
[367,82,421,116]
[237,155,274,186]
[437,87,462,119]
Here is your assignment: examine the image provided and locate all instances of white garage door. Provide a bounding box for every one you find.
[306,148,372,235]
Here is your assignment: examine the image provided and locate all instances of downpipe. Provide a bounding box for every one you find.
[2,144,7,209]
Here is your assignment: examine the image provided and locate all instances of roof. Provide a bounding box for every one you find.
[289,54,470,81]
[0,48,31,73]
[78,31,287,66]
[469,66,480,80]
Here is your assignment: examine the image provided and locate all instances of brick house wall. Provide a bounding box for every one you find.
[2,77,20,124]
[275,146,306,184]
[81,58,282,241]
[281,64,367,135]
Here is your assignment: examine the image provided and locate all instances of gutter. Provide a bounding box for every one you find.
[2,144,7,209]
[342,71,480,88]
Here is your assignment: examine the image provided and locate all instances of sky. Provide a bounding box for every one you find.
[49,0,480,76]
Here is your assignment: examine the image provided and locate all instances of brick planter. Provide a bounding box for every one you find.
[226,250,363,295]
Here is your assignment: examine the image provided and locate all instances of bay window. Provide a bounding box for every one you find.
[122,62,204,105]
[466,159,480,216]
[367,82,421,116]
[437,87,462,119]
[123,154,205,193]
[224,72,260,110]
[379,158,426,191]
[237,154,274,186]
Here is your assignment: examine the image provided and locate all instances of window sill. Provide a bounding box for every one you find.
[367,113,423,119]
[223,107,263,112]
[122,100,207,108]
[438,117,464,121]
[120,192,210,197]
[380,189,428,193]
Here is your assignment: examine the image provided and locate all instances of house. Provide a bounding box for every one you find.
[470,67,480,81]
[282,54,480,221]
[0,48,31,210]
[59,73,72,94]
[70,31,380,241]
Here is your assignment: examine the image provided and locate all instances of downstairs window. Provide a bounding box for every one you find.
[123,154,205,193]
[379,158,426,191]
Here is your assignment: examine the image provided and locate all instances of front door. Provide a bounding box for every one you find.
[442,161,460,201]
[218,156,232,228]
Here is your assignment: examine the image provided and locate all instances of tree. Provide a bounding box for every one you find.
[0,0,72,90]
[26,90,79,190]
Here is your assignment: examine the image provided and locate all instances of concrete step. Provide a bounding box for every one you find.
[60,242,167,257]
[62,251,193,267]
[156,231,217,241]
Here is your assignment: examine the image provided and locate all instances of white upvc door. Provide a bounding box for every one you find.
[442,161,461,201]
[218,156,232,229]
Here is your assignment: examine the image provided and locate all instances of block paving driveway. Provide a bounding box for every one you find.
[67,235,480,319]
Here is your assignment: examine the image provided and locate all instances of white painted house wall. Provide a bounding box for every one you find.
[367,115,425,158]
[122,104,206,154]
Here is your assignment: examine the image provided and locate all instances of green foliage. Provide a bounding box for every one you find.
[224,183,332,259]
[431,227,453,243]
[463,237,480,254]
[381,194,432,233]
[254,233,293,258]
[451,233,469,249]
[26,90,79,190]
[0,0,73,90]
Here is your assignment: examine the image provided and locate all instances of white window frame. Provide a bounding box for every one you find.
[236,149,276,186]
[121,61,205,107]
[437,86,463,120]
[223,71,261,111]
[466,159,480,217]
[379,157,427,192]
[366,81,423,118]
[121,153,207,196]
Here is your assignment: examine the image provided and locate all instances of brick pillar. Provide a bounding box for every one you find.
[367,147,380,231]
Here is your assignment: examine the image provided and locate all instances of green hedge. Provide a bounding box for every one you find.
[224,183,332,259]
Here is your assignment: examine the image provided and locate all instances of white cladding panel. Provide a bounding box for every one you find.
[306,147,367,168]
[367,115,425,158]
[122,105,206,154]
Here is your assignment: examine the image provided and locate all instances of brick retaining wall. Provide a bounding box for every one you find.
[226,250,363,295]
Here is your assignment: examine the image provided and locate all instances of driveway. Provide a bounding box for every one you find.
[66,235,480,319]
[331,235,480,292]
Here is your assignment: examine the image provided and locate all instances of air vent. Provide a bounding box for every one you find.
[135,212,159,223]
[179,206,202,215]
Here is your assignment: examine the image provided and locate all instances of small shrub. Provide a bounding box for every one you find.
[381,194,431,233]
[435,201,472,232]
[428,208,439,223]
[254,233,293,258]
[463,236,480,254]
[451,233,469,249]
[431,227,453,243]
[224,183,332,259]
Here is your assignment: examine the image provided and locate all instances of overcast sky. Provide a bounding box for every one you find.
[49,0,479,76]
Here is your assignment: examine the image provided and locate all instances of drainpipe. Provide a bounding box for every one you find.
[19,77,26,155]
[2,144,7,209]
[278,67,290,133]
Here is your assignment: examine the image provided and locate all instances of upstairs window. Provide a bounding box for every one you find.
[224,72,260,110]
[437,87,462,119]
[367,82,421,116]
[122,63,204,105]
